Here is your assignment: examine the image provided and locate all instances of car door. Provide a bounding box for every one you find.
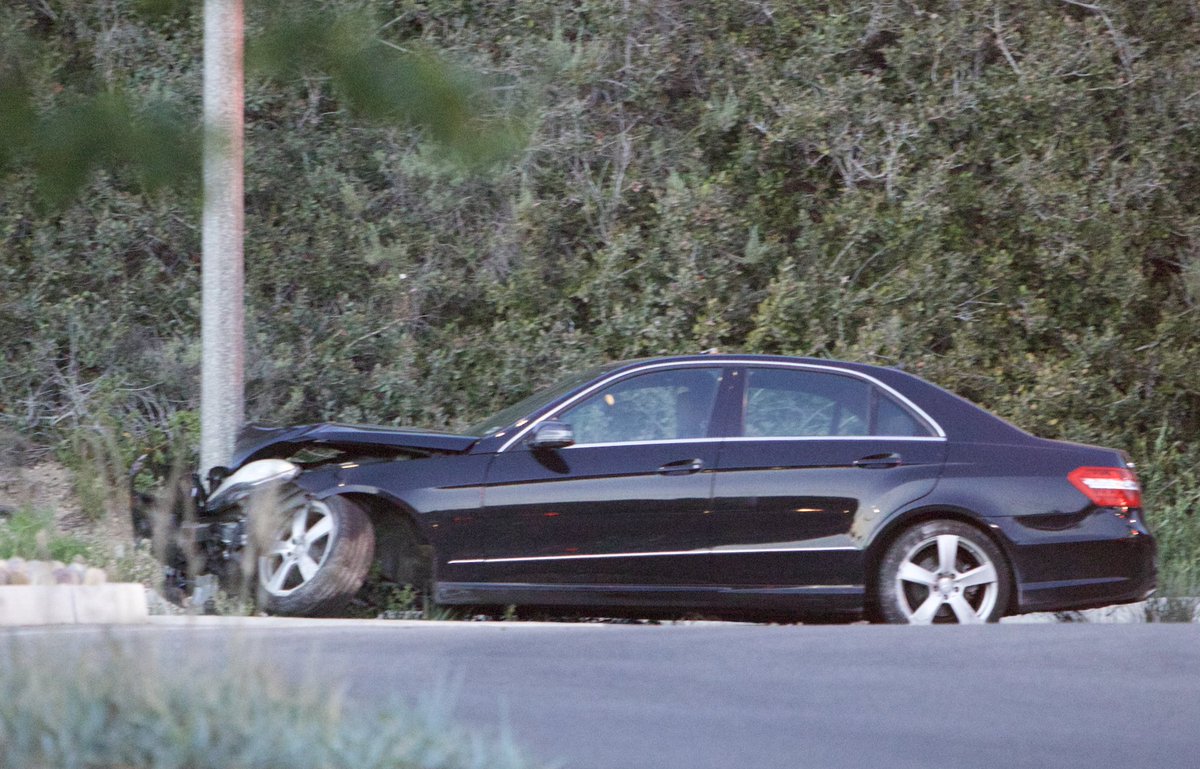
[469,365,727,588]
[709,365,948,591]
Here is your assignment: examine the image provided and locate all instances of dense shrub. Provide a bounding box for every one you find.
[1,1,1198,589]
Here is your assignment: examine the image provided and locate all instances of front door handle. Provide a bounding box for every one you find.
[658,458,705,475]
[853,452,902,469]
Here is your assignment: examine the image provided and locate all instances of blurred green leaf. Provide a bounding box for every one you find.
[2,1,522,207]
[29,91,199,209]
[0,78,35,172]
[249,5,525,166]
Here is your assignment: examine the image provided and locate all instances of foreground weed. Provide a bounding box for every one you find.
[0,639,540,769]
[0,507,93,563]
[1137,428,1200,595]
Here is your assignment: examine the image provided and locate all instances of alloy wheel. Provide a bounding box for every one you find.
[894,532,1001,624]
[259,498,337,596]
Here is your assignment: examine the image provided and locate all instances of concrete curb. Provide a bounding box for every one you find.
[1001,597,1200,624]
[0,584,149,626]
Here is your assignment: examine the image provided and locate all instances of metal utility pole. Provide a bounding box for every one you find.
[200,0,245,478]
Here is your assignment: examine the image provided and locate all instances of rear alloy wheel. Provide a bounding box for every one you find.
[258,493,374,617]
[878,520,1011,624]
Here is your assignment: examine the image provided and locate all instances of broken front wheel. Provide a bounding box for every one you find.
[255,490,375,617]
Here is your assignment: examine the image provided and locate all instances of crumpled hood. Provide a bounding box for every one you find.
[230,422,479,467]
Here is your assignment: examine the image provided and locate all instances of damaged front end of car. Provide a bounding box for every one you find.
[128,456,304,609]
[132,421,477,611]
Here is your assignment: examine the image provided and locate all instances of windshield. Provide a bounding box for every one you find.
[463,364,612,437]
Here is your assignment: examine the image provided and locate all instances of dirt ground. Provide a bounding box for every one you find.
[0,453,145,565]
[0,460,84,525]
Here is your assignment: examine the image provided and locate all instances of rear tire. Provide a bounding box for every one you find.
[257,492,374,617]
[877,520,1011,624]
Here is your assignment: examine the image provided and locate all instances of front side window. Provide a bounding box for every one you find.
[463,364,613,437]
[557,368,723,445]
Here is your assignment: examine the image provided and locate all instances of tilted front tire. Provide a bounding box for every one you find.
[257,492,374,617]
[877,519,1011,624]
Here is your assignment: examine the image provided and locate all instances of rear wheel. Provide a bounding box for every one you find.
[257,492,374,617]
[877,520,1010,624]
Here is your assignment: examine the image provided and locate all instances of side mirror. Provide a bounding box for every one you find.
[528,420,575,450]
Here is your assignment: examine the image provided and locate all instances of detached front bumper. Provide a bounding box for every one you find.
[990,507,1156,614]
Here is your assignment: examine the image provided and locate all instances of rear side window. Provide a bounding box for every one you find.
[875,392,930,436]
[742,368,934,438]
[744,369,870,437]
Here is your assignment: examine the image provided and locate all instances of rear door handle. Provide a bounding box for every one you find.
[658,458,705,475]
[853,452,902,469]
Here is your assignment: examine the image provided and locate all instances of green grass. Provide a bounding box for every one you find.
[0,507,93,563]
[1142,469,1200,595]
[0,640,540,769]
[1135,429,1200,596]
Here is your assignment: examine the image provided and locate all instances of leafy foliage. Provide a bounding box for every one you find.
[1,0,1199,589]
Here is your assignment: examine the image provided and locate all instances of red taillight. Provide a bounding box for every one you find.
[1068,466,1142,508]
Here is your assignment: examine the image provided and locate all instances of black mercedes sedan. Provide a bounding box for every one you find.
[187,354,1155,623]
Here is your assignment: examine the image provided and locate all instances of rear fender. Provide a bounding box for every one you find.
[862,502,1019,613]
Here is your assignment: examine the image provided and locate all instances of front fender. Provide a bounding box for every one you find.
[287,453,494,559]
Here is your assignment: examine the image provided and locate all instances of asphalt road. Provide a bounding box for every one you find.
[7,617,1200,769]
